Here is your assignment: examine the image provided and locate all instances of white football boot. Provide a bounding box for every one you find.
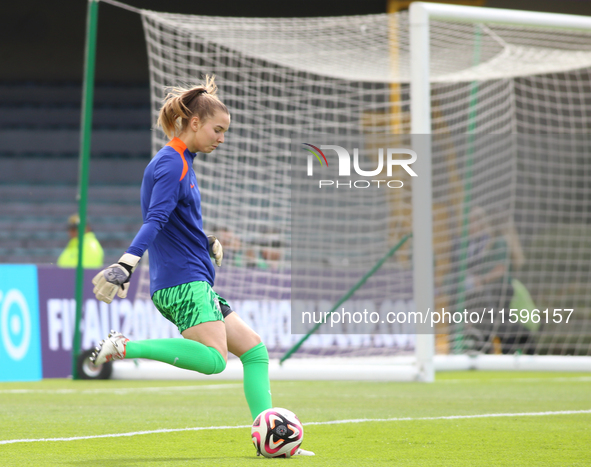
[255,447,315,457]
[294,448,315,456]
[90,330,129,365]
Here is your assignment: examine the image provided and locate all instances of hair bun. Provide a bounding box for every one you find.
[156,74,227,138]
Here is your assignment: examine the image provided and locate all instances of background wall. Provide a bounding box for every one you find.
[0,0,589,266]
[1,0,589,83]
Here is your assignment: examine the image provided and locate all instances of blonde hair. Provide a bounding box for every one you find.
[157,75,229,138]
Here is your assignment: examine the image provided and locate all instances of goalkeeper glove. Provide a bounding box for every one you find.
[92,253,141,304]
[208,235,223,267]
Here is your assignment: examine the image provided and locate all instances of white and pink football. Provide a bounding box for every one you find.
[251,407,304,458]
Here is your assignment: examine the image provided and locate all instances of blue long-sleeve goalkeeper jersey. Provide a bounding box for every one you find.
[126,137,214,296]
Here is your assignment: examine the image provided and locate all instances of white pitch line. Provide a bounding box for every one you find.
[0,383,242,395]
[0,425,251,446]
[1,409,590,446]
[303,409,591,425]
[439,376,591,384]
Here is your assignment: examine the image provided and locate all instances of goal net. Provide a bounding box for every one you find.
[135,5,591,364]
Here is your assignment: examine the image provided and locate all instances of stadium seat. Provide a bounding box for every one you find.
[0,82,150,265]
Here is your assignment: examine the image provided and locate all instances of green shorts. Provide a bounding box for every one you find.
[152,281,231,334]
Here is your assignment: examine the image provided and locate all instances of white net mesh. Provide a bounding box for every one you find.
[137,9,591,357]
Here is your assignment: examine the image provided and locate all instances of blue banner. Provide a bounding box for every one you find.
[0,265,42,382]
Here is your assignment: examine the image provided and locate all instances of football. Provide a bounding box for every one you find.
[251,407,304,458]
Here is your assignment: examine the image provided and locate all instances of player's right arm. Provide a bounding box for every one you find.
[126,153,184,258]
[93,152,184,303]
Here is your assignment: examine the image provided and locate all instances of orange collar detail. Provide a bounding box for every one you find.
[167,137,188,154]
[167,137,189,181]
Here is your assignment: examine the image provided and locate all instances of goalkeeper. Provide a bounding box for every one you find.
[90,77,313,456]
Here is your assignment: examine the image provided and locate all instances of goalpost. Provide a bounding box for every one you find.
[408,2,591,379]
[77,0,591,380]
[409,2,591,380]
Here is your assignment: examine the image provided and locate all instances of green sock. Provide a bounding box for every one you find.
[125,339,226,375]
[240,342,272,420]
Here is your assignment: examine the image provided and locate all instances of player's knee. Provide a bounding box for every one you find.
[248,339,268,359]
[241,328,263,353]
[212,358,226,375]
[218,346,229,363]
[250,332,262,346]
[206,348,227,375]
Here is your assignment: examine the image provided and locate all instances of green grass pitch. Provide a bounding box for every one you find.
[1,371,590,466]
